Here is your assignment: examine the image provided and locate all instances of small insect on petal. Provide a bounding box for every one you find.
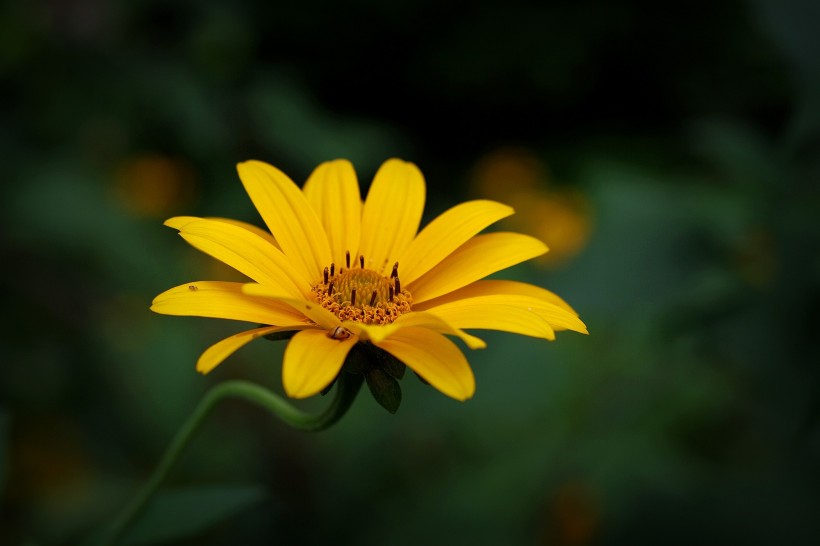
[329,326,352,340]
[188,285,198,291]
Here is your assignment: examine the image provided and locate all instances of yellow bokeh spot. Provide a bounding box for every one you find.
[519,190,592,267]
[470,148,593,268]
[114,154,197,217]
[471,147,548,201]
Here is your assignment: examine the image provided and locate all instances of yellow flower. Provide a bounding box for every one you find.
[151,159,587,401]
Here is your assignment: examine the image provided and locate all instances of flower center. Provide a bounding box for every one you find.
[311,251,412,325]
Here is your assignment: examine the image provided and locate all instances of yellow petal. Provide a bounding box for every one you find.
[283,329,358,398]
[472,280,578,315]
[343,310,485,349]
[205,217,279,249]
[397,200,514,284]
[302,159,362,266]
[151,281,306,325]
[408,232,548,304]
[165,216,278,249]
[390,311,486,349]
[374,327,475,401]
[164,216,200,230]
[237,160,331,281]
[415,279,580,321]
[197,325,310,374]
[418,295,558,340]
[168,218,310,298]
[359,159,425,275]
[241,284,342,330]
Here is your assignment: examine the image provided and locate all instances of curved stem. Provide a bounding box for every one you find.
[94,373,363,546]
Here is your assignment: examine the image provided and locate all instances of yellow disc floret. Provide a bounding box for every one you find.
[312,253,411,325]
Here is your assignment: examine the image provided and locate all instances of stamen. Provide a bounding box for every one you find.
[311,260,413,325]
[346,250,350,269]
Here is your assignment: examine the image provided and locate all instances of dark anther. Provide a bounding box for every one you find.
[323,267,329,284]
[369,290,377,306]
[359,255,364,268]
[389,286,394,302]
[391,262,399,278]
[395,277,401,294]
[351,288,357,306]
[346,250,351,269]
[328,282,334,295]
[330,263,335,276]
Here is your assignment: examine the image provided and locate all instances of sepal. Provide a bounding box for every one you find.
[337,342,406,413]
[364,367,402,414]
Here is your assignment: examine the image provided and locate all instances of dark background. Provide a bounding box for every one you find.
[2,0,819,544]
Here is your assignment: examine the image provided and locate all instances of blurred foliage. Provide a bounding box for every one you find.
[120,484,268,545]
[1,0,819,545]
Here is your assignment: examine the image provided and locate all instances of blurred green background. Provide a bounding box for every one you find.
[2,0,819,544]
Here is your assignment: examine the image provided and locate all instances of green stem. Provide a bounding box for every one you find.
[94,373,363,546]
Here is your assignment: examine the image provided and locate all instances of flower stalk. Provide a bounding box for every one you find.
[94,373,363,546]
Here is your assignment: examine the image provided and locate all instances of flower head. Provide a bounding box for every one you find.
[152,159,587,402]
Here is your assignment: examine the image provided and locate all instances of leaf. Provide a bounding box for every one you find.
[365,367,402,414]
[341,343,370,374]
[376,350,406,379]
[122,484,267,545]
